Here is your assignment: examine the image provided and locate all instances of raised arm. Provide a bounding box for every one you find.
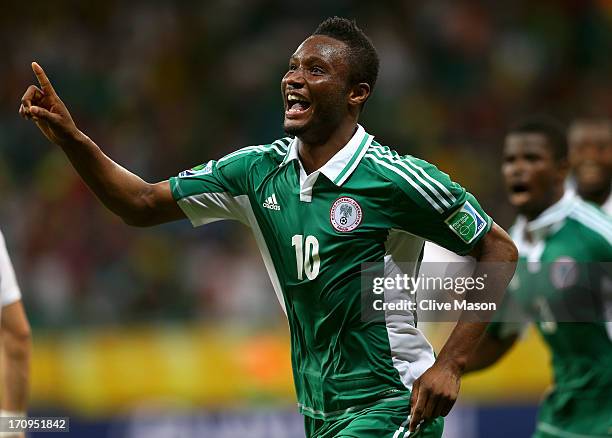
[409,223,518,432]
[18,62,184,227]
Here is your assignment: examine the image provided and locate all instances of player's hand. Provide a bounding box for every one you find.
[408,360,461,433]
[19,62,80,146]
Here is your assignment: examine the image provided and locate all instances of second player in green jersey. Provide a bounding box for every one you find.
[467,117,612,437]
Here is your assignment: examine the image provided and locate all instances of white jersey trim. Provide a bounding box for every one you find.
[369,147,452,209]
[383,229,436,392]
[234,196,287,315]
[364,154,444,213]
[177,191,249,226]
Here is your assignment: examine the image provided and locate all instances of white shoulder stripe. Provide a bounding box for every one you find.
[405,155,456,202]
[275,137,292,147]
[368,147,452,209]
[365,153,444,213]
[370,145,456,205]
[272,138,291,149]
[574,202,611,221]
[218,143,286,164]
[573,203,612,231]
[569,208,612,247]
[371,145,456,203]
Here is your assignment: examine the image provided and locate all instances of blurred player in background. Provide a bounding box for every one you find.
[568,118,612,214]
[466,116,612,437]
[19,17,518,437]
[0,230,31,438]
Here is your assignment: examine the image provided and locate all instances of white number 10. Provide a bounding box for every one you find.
[291,234,320,280]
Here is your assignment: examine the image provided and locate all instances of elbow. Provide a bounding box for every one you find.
[487,222,519,263]
[4,326,32,362]
[502,233,519,264]
[120,185,160,227]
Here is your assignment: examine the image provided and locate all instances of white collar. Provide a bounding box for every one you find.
[280,124,373,186]
[512,191,576,248]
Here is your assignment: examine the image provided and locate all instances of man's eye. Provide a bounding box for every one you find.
[288,64,297,71]
[311,67,324,74]
[524,154,541,162]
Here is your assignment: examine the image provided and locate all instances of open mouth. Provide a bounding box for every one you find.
[510,183,529,194]
[286,93,311,116]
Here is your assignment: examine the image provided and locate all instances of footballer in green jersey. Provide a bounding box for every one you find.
[467,116,612,437]
[20,17,518,438]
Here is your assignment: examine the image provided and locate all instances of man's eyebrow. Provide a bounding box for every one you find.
[295,54,331,65]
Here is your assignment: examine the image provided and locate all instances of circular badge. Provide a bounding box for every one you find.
[330,197,362,232]
[549,256,579,290]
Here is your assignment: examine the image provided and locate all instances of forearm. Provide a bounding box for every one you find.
[1,335,30,412]
[59,131,156,225]
[437,223,518,371]
[436,321,488,373]
[464,332,517,373]
[20,63,186,226]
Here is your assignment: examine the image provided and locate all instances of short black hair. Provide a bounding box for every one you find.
[313,17,379,93]
[507,115,568,161]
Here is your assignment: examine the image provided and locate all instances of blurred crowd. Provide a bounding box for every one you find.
[1,0,612,327]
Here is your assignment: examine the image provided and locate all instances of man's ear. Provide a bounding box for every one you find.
[348,82,371,109]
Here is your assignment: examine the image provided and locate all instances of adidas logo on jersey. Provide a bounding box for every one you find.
[263,194,281,211]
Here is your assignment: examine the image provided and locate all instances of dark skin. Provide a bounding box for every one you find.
[502,133,568,221]
[281,35,370,173]
[568,121,612,206]
[465,133,568,373]
[19,35,517,433]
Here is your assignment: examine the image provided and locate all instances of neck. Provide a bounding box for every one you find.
[298,120,358,174]
[577,184,611,207]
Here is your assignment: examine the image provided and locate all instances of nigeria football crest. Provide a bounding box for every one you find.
[330,197,362,232]
[549,256,579,289]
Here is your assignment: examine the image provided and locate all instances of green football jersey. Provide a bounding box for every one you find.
[489,193,612,437]
[170,125,492,420]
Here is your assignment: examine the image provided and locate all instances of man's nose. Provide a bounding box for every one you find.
[285,70,305,89]
[508,160,528,177]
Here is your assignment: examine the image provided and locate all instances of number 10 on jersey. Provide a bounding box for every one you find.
[291,235,320,280]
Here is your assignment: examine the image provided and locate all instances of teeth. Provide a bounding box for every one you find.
[287,94,306,102]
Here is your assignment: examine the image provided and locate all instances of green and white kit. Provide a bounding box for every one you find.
[170,125,492,436]
[489,192,612,437]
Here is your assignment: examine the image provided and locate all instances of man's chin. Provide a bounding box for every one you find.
[577,180,611,200]
[284,120,308,137]
[576,176,610,194]
[508,193,532,211]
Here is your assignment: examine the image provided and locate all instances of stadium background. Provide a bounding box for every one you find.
[1,1,611,436]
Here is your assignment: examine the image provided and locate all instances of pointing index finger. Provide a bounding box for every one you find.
[31,62,56,96]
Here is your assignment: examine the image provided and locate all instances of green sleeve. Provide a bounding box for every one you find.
[392,156,493,255]
[169,150,256,226]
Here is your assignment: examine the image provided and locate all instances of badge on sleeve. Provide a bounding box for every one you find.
[445,201,487,243]
[179,160,214,177]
